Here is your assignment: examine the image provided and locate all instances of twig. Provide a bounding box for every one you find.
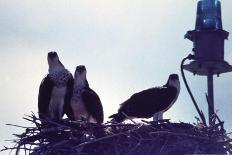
[6,124,34,129]
[74,124,143,150]
[2,113,232,155]
[122,112,137,124]
[150,131,211,140]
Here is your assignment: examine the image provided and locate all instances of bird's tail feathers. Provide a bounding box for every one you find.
[108,113,117,118]
[109,113,125,123]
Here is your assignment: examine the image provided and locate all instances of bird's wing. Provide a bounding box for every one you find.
[119,87,177,113]
[64,75,74,120]
[82,89,104,123]
[131,87,176,103]
[38,75,53,119]
[161,86,178,111]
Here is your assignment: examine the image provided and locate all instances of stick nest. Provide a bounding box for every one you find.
[2,113,232,155]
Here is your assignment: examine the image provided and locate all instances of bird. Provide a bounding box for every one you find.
[70,65,104,124]
[109,74,180,123]
[38,51,74,121]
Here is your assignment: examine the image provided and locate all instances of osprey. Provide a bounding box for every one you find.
[71,65,104,123]
[109,74,180,123]
[38,51,73,121]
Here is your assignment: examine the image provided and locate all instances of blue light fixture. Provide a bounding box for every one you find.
[184,0,232,75]
[183,0,232,126]
[196,0,222,30]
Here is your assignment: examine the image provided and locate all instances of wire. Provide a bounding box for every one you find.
[180,54,207,126]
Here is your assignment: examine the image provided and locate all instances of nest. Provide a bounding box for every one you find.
[2,113,232,155]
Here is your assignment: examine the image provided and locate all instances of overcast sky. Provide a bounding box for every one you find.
[0,0,232,154]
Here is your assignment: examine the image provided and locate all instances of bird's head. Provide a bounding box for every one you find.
[47,51,64,72]
[75,65,86,78]
[74,65,87,87]
[167,74,180,89]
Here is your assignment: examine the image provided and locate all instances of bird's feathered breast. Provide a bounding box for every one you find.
[38,74,74,119]
[49,69,72,88]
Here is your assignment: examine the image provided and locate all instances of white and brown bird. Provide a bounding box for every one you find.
[109,74,180,123]
[70,65,104,124]
[38,51,74,121]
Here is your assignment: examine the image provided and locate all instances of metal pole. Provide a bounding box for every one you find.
[207,73,215,126]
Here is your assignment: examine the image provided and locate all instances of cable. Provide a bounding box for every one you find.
[181,54,207,126]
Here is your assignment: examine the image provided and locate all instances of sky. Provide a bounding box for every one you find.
[0,0,232,154]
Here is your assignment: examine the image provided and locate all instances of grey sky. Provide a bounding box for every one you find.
[0,0,232,154]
